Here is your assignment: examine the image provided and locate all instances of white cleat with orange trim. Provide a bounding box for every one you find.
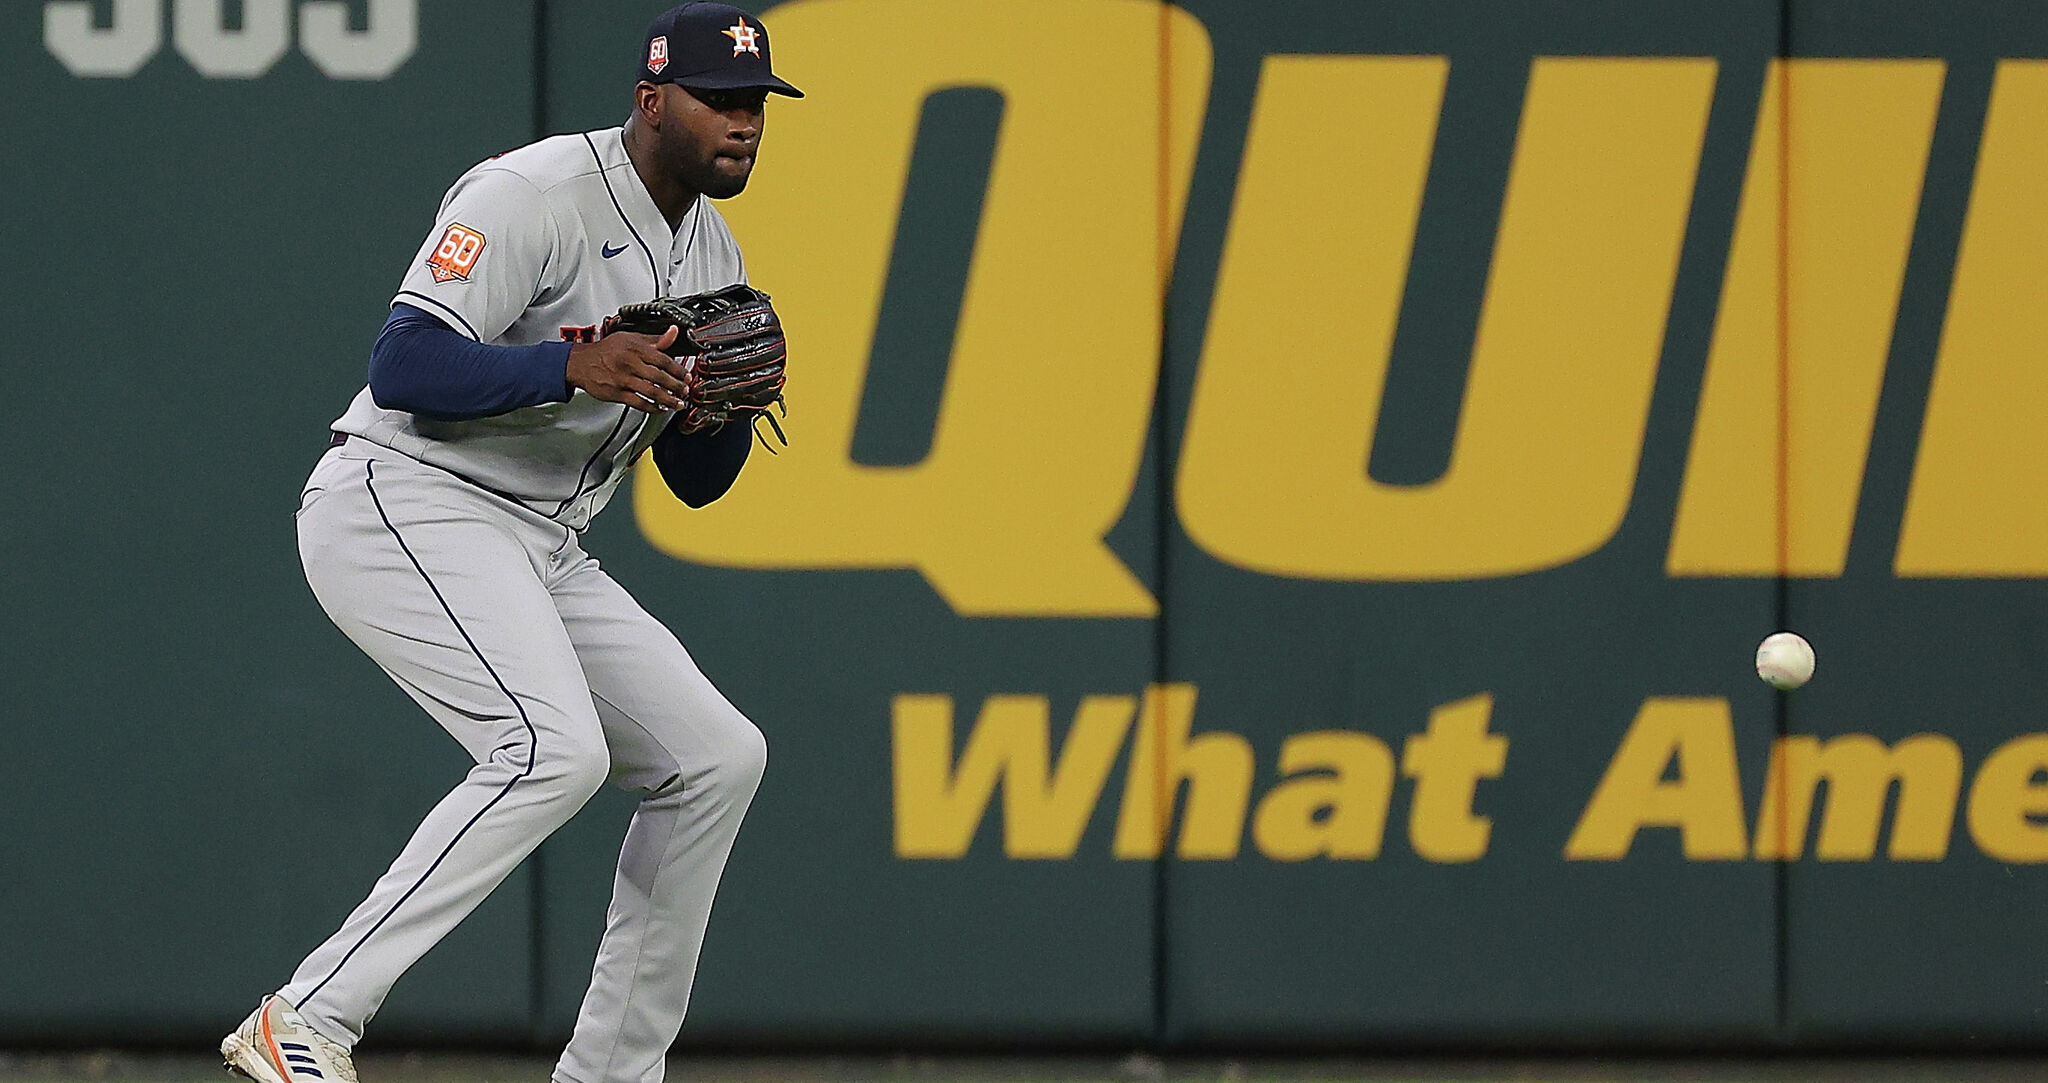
[221,996,359,1083]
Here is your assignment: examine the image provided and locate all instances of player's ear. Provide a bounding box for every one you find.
[633,82,663,128]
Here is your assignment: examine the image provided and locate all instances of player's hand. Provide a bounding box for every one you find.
[567,325,694,413]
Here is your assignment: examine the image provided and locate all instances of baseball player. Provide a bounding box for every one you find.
[219,6,800,1083]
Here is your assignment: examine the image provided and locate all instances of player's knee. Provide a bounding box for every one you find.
[533,739,611,807]
[703,718,767,808]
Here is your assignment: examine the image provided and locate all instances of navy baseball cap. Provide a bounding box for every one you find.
[640,2,802,98]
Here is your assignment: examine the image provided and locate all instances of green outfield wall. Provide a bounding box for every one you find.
[5,0,2048,1052]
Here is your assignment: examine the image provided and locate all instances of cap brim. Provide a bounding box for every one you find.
[674,69,804,97]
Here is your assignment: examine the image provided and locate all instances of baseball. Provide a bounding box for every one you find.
[1755,631,1816,690]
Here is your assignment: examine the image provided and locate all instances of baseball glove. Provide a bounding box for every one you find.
[603,284,788,446]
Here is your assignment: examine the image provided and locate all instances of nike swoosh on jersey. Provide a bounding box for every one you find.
[601,241,629,259]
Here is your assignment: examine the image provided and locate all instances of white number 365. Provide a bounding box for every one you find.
[45,0,417,80]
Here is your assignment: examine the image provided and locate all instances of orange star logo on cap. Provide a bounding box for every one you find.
[722,17,760,56]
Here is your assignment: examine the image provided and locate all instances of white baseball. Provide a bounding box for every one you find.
[1756,631,1816,690]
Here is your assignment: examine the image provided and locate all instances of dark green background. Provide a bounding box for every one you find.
[3,0,2044,1052]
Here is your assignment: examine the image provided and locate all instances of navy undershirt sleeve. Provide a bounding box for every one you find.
[651,416,752,508]
[368,304,573,421]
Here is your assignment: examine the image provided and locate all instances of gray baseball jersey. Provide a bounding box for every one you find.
[331,125,747,530]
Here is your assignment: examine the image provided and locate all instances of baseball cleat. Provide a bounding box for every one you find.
[221,996,359,1083]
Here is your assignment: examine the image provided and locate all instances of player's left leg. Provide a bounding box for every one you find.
[544,550,767,1083]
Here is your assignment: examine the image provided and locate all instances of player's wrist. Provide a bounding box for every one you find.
[544,339,575,402]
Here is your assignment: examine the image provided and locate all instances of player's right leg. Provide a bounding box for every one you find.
[227,444,610,1073]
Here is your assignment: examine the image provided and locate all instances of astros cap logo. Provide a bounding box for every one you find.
[647,35,669,74]
[722,17,760,56]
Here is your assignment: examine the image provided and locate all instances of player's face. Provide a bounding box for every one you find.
[660,84,768,199]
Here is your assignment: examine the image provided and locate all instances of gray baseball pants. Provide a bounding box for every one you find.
[279,439,766,1083]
